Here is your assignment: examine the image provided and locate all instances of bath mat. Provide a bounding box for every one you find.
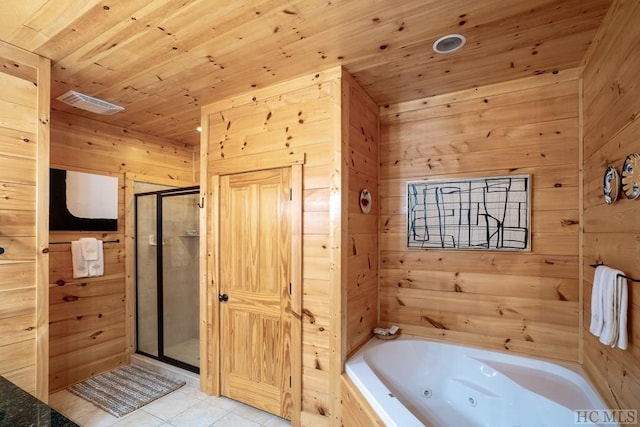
[68,365,185,417]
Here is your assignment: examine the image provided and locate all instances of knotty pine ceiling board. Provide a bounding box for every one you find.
[0,0,612,145]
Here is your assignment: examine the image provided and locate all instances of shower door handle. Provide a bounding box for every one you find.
[218,293,229,303]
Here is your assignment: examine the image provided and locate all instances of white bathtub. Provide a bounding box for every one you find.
[345,335,612,427]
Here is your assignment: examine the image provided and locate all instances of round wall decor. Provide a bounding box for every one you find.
[603,165,620,205]
[621,153,640,200]
[359,189,372,214]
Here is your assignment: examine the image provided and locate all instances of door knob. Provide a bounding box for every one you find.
[218,293,229,302]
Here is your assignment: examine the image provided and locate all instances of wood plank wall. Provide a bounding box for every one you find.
[48,111,195,392]
[581,0,640,410]
[344,74,379,357]
[379,70,582,362]
[0,41,50,400]
[202,67,376,426]
[202,68,341,426]
[340,374,384,427]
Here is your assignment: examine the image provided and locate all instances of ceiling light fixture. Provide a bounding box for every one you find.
[432,34,466,54]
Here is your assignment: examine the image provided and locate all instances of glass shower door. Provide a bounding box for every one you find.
[160,191,200,369]
[135,186,200,373]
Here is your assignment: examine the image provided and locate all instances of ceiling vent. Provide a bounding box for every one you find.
[56,90,125,115]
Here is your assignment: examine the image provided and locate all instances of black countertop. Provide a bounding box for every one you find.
[0,377,79,427]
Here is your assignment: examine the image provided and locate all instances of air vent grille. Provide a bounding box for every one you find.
[56,90,124,115]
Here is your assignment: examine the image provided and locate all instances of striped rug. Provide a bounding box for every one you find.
[69,365,185,417]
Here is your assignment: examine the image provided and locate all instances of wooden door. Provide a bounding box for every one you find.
[219,168,292,418]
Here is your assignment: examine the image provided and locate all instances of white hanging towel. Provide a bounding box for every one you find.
[79,237,99,260]
[71,240,88,278]
[615,275,628,350]
[589,265,628,350]
[71,238,104,278]
[589,265,606,337]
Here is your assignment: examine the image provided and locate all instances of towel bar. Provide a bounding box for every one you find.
[590,263,640,283]
[49,239,120,245]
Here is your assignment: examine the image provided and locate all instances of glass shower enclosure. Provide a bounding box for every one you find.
[135,186,200,373]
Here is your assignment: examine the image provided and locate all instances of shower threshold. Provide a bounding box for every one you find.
[130,353,199,388]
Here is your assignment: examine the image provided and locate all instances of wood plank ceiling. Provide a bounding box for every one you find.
[0,0,612,146]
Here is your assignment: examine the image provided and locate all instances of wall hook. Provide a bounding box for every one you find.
[197,197,205,209]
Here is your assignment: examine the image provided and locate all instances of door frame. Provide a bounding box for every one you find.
[201,154,303,425]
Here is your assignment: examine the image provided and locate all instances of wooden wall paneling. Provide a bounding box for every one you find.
[328,65,347,427]
[50,114,194,181]
[581,0,640,411]
[49,338,128,392]
[201,67,379,425]
[340,375,385,427]
[382,69,583,117]
[0,313,35,347]
[48,112,196,392]
[577,77,585,363]
[379,70,581,363]
[210,152,305,176]
[343,72,380,358]
[382,250,579,281]
[198,112,214,395]
[380,267,579,302]
[0,40,38,81]
[2,366,36,393]
[204,167,219,392]
[123,174,139,361]
[202,68,350,426]
[581,2,640,151]
[0,40,49,400]
[0,340,36,376]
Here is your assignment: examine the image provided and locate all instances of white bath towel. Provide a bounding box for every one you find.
[79,237,99,260]
[71,239,104,278]
[615,275,628,350]
[71,240,88,278]
[589,266,606,337]
[597,267,618,345]
[590,265,628,350]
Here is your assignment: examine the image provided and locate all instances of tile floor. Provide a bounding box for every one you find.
[48,356,290,427]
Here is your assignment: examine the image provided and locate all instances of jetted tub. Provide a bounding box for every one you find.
[345,335,612,427]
